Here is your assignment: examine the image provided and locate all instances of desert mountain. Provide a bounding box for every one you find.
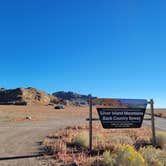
[0,87,58,106]
[52,91,89,100]
[0,88,96,106]
[52,91,96,105]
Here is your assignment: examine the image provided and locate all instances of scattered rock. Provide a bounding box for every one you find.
[26,116,32,120]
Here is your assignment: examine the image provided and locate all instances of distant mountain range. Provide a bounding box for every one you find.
[0,87,95,106]
[52,91,89,101]
[52,91,96,106]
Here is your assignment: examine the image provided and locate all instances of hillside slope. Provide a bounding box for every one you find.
[0,87,58,106]
[52,91,96,106]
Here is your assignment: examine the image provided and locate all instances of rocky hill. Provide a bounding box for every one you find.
[52,91,89,100]
[0,88,96,106]
[0,87,58,106]
[52,91,96,106]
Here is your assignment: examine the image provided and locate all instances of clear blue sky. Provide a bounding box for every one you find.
[0,0,166,107]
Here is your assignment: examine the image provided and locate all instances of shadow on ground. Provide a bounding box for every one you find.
[0,154,43,161]
[0,141,44,161]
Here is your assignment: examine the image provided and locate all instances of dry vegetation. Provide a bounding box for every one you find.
[42,124,166,166]
[146,109,166,118]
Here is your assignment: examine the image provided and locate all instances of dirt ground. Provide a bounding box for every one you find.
[0,105,165,166]
[0,105,91,166]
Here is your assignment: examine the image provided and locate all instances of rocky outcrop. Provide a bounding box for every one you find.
[0,87,58,106]
[52,91,96,106]
[52,91,89,101]
[0,88,96,106]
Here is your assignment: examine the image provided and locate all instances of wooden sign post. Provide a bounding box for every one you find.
[88,95,93,154]
[150,99,156,146]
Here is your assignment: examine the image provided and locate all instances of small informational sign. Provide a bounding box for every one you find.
[96,99,147,129]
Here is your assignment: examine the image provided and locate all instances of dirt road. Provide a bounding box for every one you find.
[143,114,166,131]
[0,106,165,166]
[0,105,88,166]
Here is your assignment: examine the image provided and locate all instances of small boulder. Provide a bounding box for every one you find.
[26,116,32,120]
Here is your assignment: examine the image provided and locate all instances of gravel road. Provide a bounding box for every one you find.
[143,114,166,131]
[0,106,165,166]
[0,106,88,166]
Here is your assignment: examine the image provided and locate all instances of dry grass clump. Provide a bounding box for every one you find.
[146,109,166,118]
[43,138,67,155]
[91,145,146,166]
[42,125,166,166]
[73,131,89,149]
[93,133,108,151]
[91,145,166,166]
[139,146,166,166]
[113,144,146,166]
[156,131,166,150]
[102,150,114,166]
[107,145,145,166]
[110,135,133,145]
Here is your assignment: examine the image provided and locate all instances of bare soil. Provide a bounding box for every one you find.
[0,105,165,165]
[0,105,90,166]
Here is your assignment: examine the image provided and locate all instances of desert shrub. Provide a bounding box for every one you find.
[102,150,114,166]
[93,133,106,150]
[43,139,67,154]
[95,133,105,143]
[95,145,145,166]
[73,131,89,149]
[110,135,133,145]
[43,138,54,154]
[84,156,103,166]
[139,146,166,166]
[112,144,146,166]
[156,132,166,150]
[51,140,67,154]
[43,138,50,146]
